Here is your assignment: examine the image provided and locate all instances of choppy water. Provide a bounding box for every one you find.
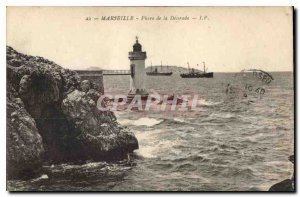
[8,72,294,191]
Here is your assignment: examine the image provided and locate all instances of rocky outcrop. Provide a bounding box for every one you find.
[269,179,293,192]
[7,84,44,179]
[6,46,138,179]
[269,155,294,192]
[61,89,138,160]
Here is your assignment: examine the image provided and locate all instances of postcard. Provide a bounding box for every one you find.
[6,6,294,191]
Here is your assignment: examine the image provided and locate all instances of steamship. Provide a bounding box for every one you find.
[180,62,213,78]
[146,61,173,76]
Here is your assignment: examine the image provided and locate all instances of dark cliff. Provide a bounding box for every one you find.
[268,155,294,192]
[6,46,138,179]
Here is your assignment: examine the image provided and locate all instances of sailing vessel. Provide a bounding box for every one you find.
[146,61,173,76]
[180,62,213,78]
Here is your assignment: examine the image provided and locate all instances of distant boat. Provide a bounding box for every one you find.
[180,62,213,78]
[146,61,173,76]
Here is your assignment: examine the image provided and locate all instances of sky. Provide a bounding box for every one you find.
[7,6,293,72]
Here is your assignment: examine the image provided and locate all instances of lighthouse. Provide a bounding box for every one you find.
[128,36,148,97]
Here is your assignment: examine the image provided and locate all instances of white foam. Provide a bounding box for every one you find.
[31,174,49,182]
[135,145,157,158]
[134,129,162,140]
[133,130,162,158]
[134,129,184,158]
[173,117,185,123]
[118,117,163,127]
[223,113,235,118]
[210,112,234,119]
[40,174,48,179]
[198,99,222,106]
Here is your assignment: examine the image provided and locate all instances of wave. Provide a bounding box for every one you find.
[134,130,184,158]
[31,174,49,182]
[170,155,207,163]
[133,129,162,158]
[122,117,189,128]
[225,167,255,179]
[135,138,184,159]
[118,117,163,127]
[198,99,223,107]
[148,163,174,170]
[209,113,236,119]
[161,118,187,126]
[43,161,133,181]
[159,116,229,129]
[173,117,185,123]
[175,163,197,171]
[209,165,256,180]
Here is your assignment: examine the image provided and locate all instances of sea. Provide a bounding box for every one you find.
[7,72,294,191]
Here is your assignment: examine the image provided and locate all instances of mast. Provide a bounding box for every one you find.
[187,62,190,73]
[161,60,162,71]
[203,62,206,73]
[151,61,153,71]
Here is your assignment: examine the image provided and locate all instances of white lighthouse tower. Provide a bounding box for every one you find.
[128,36,148,97]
